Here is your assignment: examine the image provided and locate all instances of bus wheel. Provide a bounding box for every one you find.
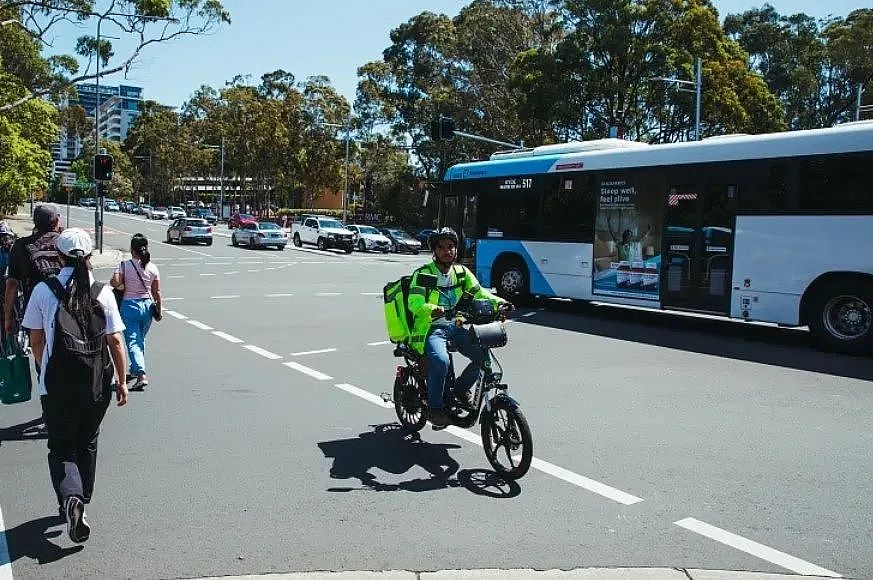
[808,279,873,355]
[495,259,531,306]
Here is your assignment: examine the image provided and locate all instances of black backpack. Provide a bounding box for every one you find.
[44,278,114,401]
[24,231,62,299]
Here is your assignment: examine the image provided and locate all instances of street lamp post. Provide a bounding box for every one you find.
[92,12,178,252]
[649,57,703,141]
[203,138,225,221]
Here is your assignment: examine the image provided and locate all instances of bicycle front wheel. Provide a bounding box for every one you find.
[481,397,532,479]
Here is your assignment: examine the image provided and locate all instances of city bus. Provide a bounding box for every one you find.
[438,121,873,354]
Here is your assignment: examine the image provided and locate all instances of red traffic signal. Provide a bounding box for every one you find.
[94,154,114,181]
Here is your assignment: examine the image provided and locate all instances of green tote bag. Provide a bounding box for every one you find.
[0,337,33,404]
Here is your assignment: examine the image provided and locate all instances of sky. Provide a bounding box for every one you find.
[44,0,867,110]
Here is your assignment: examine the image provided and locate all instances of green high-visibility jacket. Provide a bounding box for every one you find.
[406,261,503,354]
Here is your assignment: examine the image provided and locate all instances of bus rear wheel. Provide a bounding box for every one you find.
[494,258,531,306]
[807,279,873,355]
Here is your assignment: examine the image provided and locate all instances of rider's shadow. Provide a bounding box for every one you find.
[318,423,462,493]
[0,417,47,449]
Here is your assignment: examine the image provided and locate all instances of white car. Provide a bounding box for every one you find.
[167,206,186,219]
[104,200,120,212]
[148,206,168,220]
[346,224,391,253]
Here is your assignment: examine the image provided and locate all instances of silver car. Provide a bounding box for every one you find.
[232,221,287,250]
[166,218,213,246]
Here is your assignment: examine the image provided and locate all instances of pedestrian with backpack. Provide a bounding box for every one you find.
[110,233,162,391]
[21,227,128,544]
[3,204,63,337]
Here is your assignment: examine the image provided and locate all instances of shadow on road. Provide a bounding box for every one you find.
[517,300,873,382]
[4,514,83,565]
[318,423,520,497]
[0,417,47,448]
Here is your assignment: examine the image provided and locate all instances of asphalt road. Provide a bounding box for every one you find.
[1,206,872,580]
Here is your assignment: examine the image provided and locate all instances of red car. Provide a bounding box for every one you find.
[229,213,257,229]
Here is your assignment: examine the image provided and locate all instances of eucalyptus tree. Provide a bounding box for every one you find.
[0,0,230,112]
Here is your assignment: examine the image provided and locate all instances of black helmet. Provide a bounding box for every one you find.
[428,227,459,251]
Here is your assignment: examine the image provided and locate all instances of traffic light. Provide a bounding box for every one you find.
[94,153,113,181]
[430,116,455,141]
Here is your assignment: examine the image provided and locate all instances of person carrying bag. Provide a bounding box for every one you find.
[0,334,32,404]
[110,234,162,391]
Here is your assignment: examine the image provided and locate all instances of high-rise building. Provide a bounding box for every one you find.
[48,83,144,180]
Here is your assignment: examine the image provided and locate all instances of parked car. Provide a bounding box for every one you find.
[415,229,436,245]
[229,213,257,229]
[191,208,218,225]
[104,200,120,212]
[148,206,168,220]
[291,216,354,253]
[379,227,422,254]
[167,206,186,219]
[166,217,213,246]
[231,221,287,250]
[346,224,391,253]
[79,197,94,207]
[138,204,152,216]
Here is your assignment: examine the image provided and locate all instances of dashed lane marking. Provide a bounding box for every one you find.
[290,348,337,356]
[674,518,840,577]
[199,273,217,277]
[282,361,332,381]
[360,292,381,296]
[530,458,643,505]
[224,271,239,275]
[335,383,393,409]
[367,341,391,346]
[164,310,187,320]
[187,320,213,331]
[264,293,294,298]
[244,345,282,360]
[210,295,240,300]
[212,331,243,344]
[315,292,342,296]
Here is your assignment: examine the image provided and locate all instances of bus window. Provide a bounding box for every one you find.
[799,153,873,213]
[477,181,539,239]
[539,174,597,242]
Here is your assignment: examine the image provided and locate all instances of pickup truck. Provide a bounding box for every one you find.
[291,216,355,253]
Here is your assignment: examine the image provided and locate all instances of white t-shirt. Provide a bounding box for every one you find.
[22,267,125,396]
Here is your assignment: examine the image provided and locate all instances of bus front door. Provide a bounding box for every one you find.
[661,183,736,314]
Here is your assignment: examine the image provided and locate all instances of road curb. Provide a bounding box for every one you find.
[187,568,848,580]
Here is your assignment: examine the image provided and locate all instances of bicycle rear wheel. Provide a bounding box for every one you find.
[481,397,532,479]
[393,367,427,432]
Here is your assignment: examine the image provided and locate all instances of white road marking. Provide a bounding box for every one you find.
[522,312,537,318]
[265,293,294,298]
[265,267,276,270]
[165,310,188,320]
[282,361,332,381]
[205,262,232,265]
[212,331,244,344]
[301,261,325,264]
[187,320,213,330]
[247,269,260,273]
[367,341,391,346]
[530,458,643,505]
[674,518,841,577]
[290,348,337,356]
[210,295,240,299]
[244,345,282,360]
[199,273,217,277]
[239,261,263,264]
[163,297,184,302]
[0,503,13,580]
[360,292,382,296]
[168,275,185,279]
[315,292,342,296]
[224,271,239,275]
[335,383,393,408]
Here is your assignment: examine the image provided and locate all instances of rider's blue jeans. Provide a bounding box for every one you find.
[425,324,485,410]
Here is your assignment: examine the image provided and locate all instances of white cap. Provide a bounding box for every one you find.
[56,227,93,258]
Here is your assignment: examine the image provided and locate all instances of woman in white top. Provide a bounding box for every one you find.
[110,234,162,390]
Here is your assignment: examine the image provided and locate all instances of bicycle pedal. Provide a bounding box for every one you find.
[380,392,394,404]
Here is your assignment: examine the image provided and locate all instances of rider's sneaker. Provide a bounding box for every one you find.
[453,388,475,409]
[429,408,450,430]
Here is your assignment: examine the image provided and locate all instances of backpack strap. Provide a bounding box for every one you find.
[45,276,65,302]
[90,281,105,300]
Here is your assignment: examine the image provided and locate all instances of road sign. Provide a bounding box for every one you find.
[61,172,76,186]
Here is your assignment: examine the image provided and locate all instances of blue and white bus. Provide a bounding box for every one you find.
[439,121,873,354]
